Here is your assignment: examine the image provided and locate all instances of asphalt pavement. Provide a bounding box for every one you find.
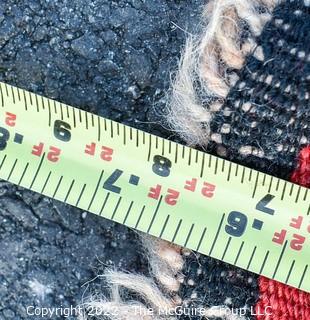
[0,1,205,318]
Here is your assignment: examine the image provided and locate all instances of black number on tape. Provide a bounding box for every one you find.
[54,120,71,142]
[0,127,10,151]
[152,155,171,177]
[103,169,123,194]
[256,194,275,215]
[225,211,248,237]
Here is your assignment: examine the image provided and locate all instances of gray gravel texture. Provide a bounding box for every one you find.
[0,1,205,319]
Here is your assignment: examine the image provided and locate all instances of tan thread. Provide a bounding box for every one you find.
[141,235,184,293]
[166,0,280,146]
[79,269,177,320]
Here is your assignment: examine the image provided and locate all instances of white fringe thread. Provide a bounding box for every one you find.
[166,0,280,146]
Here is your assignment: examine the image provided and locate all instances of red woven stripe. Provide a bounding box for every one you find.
[256,277,310,320]
[255,146,310,320]
[291,146,310,188]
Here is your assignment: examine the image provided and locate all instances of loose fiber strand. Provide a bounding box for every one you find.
[166,0,281,146]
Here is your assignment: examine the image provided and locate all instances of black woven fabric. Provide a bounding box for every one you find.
[211,0,309,178]
[179,1,309,319]
[180,254,259,319]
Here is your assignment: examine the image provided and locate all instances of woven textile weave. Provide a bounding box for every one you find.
[209,0,309,177]
[176,1,310,319]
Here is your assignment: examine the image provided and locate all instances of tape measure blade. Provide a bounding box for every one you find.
[0,82,309,294]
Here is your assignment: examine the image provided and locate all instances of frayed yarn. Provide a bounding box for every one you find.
[166,0,280,146]
[140,234,184,293]
[79,242,246,320]
[79,269,176,320]
[166,38,213,146]
[104,270,176,311]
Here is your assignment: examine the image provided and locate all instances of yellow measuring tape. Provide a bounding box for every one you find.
[0,82,309,293]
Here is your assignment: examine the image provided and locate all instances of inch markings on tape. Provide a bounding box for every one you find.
[0,82,309,293]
